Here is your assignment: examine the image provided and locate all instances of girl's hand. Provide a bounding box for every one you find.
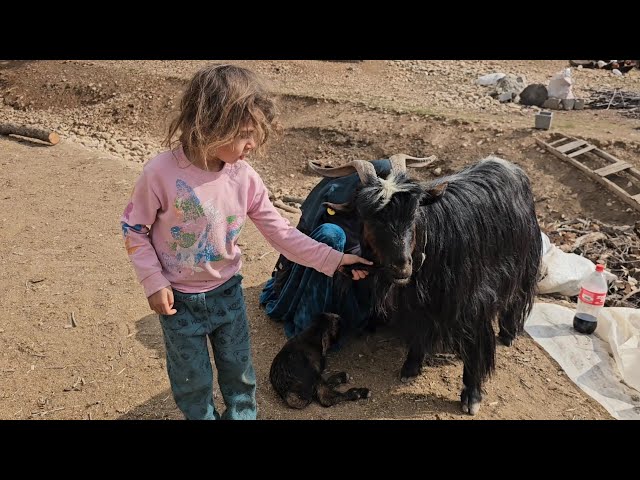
[148,287,177,315]
[339,253,374,281]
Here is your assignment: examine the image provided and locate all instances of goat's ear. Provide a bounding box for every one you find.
[323,201,354,215]
[420,182,448,206]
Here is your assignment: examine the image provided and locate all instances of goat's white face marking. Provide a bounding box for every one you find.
[372,172,412,210]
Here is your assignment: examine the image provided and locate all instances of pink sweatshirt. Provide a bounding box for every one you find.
[121,147,343,297]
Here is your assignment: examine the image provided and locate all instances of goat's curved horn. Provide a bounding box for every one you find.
[351,160,378,185]
[308,161,358,178]
[308,160,378,185]
[388,154,437,176]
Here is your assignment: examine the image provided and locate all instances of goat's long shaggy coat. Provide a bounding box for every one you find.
[370,158,541,377]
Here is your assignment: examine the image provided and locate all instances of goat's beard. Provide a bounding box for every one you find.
[371,272,400,318]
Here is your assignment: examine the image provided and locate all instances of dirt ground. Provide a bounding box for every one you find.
[1,60,639,420]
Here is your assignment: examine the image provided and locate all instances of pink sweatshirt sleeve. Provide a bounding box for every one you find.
[120,168,172,298]
[247,173,343,277]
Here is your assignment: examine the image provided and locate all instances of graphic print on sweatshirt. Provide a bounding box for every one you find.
[163,179,245,275]
[121,201,145,256]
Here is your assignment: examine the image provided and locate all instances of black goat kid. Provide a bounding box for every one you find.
[312,154,542,415]
[269,312,370,409]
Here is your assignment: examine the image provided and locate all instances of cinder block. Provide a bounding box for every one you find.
[543,97,562,110]
[535,111,553,130]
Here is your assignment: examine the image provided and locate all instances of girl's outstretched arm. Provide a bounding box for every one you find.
[247,172,371,279]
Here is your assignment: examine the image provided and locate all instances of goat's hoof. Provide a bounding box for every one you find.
[345,387,370,401]
[460,388,482,416]
[355,388,370,399]
[498,334,514,347]
[461,400,481,416]
[400,363,422,383]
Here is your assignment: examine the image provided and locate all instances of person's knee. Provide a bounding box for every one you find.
[217,349,254,374]
[313,223,346,249]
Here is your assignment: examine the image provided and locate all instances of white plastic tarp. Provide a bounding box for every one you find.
[525,303,640,420]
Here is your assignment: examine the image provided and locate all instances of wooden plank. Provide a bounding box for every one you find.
[627,167,640,182]
[594,162,631,177]
[568,145,596,158]
[591,148,623,164]
[556,140,587,153]
[549,137,569,146]
[535,138,640,213]
[632,194,640,203]
[600,181,640,212]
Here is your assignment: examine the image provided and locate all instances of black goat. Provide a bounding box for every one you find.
[312,154,542,415]
[269,312,371,409]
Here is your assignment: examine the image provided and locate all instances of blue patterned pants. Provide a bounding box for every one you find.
[159,275,256,420]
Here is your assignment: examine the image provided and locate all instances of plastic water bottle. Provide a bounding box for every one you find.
[573,264,608,334]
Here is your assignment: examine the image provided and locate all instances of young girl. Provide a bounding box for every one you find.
[120,64,371,420]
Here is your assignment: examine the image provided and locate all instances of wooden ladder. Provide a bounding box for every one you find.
[536,134,640,213]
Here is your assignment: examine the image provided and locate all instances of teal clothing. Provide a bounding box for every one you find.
[159,275,256,420]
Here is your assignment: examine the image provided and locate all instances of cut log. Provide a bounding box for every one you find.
[273,200,301,214]
[282,195,305,204]
[0,123,60,145]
